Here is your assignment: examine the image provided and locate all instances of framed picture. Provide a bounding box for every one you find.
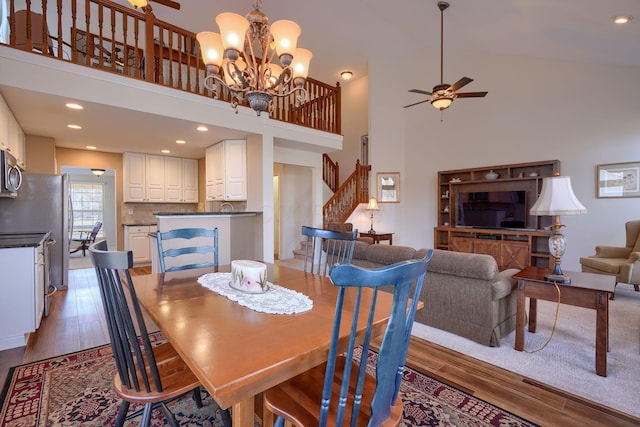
[597,161,640,198]
[377,172,400,203]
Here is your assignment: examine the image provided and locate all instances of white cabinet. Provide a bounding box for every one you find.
[205,139,247,201]
[0,243,45,350]
[125,225,154,265]
[124,153,197,203]
[1,95,26,169]
[123,153,146,202]
[181,158,199,203]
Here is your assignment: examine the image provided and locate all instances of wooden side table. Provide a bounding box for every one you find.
[359,232,394,245]
[513,267,615,376]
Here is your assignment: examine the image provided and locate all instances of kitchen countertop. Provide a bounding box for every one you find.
[123,223,158,226]
[0,231,52,248]
[154,212,262,217]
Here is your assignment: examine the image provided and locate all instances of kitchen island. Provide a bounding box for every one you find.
[151,212,263,272]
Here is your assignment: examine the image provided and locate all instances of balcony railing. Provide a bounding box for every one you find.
[4,0,341,134]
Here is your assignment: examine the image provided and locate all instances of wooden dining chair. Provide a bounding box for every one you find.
[70,220,102,256]
[264,251,433,427]
[302,225,358,276]
[156,227,218,272]
[89,240,231,427]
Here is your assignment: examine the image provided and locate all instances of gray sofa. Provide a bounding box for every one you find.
[327,223,518,346]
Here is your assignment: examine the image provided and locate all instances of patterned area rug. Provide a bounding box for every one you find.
[0,335,538,426]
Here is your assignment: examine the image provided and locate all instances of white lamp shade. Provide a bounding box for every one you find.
[366,198,379,211]
[266,63,283,87]
[222,57,246,85]
[269,20,301,58]
[291,48,312,78]
[530,176,587,216]
[215,12,249,53]
[196,32,224,67]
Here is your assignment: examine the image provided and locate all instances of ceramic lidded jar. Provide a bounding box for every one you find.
[484,170,499,180]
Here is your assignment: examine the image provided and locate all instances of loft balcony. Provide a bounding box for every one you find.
[3,0,341,135]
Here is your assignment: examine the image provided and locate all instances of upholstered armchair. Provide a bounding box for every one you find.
[580,220,640,294]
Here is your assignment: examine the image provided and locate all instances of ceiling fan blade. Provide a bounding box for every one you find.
[403,99,432,108]
[456,91,488,98]
[449,77,473,92]
[409,89,433,96]
[151,0,180,9]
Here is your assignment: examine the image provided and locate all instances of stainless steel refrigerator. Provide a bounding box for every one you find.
[0,173,71,290]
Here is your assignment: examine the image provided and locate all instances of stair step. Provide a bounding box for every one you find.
[292,248,308,261]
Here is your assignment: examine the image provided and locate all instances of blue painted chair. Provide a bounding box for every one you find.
[264,251,433,426]
[302,225,358,276]
[156,227,218,273]
[89,240,231,427]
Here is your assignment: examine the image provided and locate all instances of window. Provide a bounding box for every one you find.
[71,182,104,237]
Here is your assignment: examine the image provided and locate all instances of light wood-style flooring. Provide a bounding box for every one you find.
[1,267,638,427]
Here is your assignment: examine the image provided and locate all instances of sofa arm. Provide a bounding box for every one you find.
[594,245,632,258]
[492,268,519,300]
[628,251,640,263]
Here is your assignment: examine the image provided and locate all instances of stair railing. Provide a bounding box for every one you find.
[322,154,339,193]
[323,160,371,227]
[5,0,341,135]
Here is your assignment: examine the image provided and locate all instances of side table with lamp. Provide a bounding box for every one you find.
[514,174,615,376]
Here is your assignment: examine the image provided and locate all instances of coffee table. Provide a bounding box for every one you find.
[513,267,615,376]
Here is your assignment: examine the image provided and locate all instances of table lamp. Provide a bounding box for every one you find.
[366,198,379,233]
[529,175,587,283]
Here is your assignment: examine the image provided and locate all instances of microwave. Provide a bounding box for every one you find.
[0,150,22,198]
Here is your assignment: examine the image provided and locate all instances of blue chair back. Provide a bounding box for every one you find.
[323,251,433,426]
[157,227,219,273]
[302,225,357,276]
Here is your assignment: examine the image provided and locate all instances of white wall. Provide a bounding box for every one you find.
[365,47,640,271]
[330,75,369,183]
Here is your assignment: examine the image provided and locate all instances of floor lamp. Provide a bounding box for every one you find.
[366,198,379,233]
[529,175,587,283]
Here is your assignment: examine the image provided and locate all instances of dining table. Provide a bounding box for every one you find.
[131,263,398,427]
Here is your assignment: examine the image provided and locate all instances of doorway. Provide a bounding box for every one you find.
[61,166,117,251]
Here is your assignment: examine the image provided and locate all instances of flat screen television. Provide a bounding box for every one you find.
[456,190,529,230]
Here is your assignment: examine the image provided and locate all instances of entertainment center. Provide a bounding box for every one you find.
[435,160,560,270]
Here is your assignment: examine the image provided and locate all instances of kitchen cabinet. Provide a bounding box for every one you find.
[205,139,247,201]
[1,95,26,169]
[0,242,45,350]
[124,153,197,203]
[125,225,154,265]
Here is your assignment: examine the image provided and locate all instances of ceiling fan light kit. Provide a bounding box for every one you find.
[404,1,487,112]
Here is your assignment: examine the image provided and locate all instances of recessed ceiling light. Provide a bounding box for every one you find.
[161,149,171,154]
[176,140,186,144]
[65,102,83,110]
[340,70,353,81]
[613,15,632,24]
[86,146,97,150]
[197,125,208,132]
[67,124,82,130]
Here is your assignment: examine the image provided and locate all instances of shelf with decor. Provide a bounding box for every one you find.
[434,160,560,269]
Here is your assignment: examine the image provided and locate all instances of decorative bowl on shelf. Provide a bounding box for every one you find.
[484,170,499,180]
[528,171,539,177]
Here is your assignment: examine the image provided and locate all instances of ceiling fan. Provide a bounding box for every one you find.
[404,1,487,111]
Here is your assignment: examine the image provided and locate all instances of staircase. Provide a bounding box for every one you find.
[322,158,371,227]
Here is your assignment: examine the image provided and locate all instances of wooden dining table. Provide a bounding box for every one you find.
[131,263,397,427]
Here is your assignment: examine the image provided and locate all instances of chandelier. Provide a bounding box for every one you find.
[196,1,312,116]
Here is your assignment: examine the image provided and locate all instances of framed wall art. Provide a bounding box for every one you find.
[377,172,400,203]
[597,161,640,198]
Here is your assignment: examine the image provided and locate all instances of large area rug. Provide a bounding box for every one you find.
[0,335,538,426]
[412,282,640,418]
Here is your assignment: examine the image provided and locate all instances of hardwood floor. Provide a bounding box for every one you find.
[1,267,638,426]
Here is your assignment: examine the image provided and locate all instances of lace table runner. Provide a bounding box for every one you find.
[198,272,313,315]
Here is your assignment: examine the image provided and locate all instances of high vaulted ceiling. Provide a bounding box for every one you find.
[2,0,639,159]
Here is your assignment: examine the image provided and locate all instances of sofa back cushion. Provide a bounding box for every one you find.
[365,244,416,265]
[428,249,498,281]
